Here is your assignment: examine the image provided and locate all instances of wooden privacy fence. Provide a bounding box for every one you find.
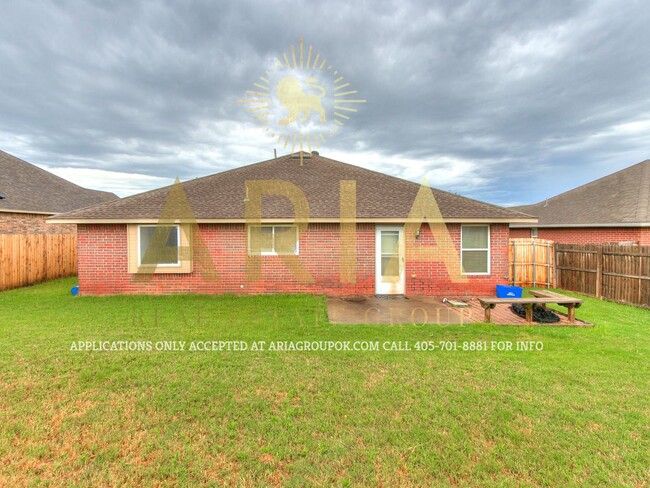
[555,244,650,307]
[0,234,77,291]
[509,238,555,288]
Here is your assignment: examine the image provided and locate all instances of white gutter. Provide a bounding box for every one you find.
[48,217,539,225]
[0,208,55,216]
[510,223,650,228]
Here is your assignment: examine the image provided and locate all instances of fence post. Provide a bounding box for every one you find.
[595,247,603,299]
[639,254,643,306]
[532,240,537,288]
[553,243,562,288]
[546,241,550,288]
[512,241,517,286]
[551,242,556,288]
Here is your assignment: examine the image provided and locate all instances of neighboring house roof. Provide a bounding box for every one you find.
[511,159,650,228]
[50,152,534,224]
[0,150,118,214]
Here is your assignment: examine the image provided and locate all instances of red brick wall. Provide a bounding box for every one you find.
[406,223,509,297]
[77,223,510,296]
[509,228,531,239]
[510,226,647,244]
[0,211,75,234]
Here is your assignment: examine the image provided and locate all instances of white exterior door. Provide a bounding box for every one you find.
[375,226,405,295]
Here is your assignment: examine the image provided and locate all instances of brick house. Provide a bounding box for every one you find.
[0,150,117,234]
[50,152,535,296]
[510,159,650,245]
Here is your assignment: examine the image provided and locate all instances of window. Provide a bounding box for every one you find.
[531,228,539,238]
[461,225,490,274]
[248,225,299,255]
[139,225,180,266]
[127,224,192,274]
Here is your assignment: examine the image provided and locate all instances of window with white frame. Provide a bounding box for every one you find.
[248,225,299,255]
[531,228,539,238]
[138,225,181,266]
[461,225,490,274]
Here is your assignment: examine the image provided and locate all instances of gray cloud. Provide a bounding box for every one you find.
[0,0,649,204]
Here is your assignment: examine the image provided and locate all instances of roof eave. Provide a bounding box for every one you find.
[1,208,56,216]
[510,222,650,228]
[48,217,539,225]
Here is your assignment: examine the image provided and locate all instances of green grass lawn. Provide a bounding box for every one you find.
[1,278,648,486]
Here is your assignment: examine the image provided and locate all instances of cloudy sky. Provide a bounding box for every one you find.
[1,0,649,206]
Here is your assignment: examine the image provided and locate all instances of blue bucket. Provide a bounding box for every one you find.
[71,285,79,296]
[496,284,522,298]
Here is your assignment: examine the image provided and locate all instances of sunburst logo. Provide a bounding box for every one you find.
[241,36,366,162]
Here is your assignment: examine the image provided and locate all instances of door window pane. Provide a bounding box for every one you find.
[381,255,400,277]
[381,232,399,255]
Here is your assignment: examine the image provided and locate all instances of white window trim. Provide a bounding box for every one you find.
[137,224,182,267]
[247,225,299,256]
[531,228,539,238]
[460,224,491,275]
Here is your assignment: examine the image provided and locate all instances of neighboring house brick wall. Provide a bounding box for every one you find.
[639,228,650,246]
[509,228,531,239]
[510,227,647,244]
[0,212,76,234]
[78,223,510,296]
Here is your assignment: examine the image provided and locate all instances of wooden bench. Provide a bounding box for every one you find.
[478,292,583,324]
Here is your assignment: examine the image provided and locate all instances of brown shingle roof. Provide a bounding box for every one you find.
[51,152,534,222]
[511,159,650,227]
[0,150,118,214]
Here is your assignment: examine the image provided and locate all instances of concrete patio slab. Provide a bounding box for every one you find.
[327,295,469,324]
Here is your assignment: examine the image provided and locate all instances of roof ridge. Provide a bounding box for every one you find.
[0,149,118,213]
[636,159,650,221]
[180,153,292,187]
[529,159,650,206]
[50,152,536,222]
[0,149,103,194]
[0,150,118,201]
[91,152,523,218]
[509,159,650,227]
[47,154,298,218]
[314,154,531,218]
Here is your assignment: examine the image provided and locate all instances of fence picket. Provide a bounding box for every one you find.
[509,239,554,288]
[555,243,650,307]
[0,234,77,291]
